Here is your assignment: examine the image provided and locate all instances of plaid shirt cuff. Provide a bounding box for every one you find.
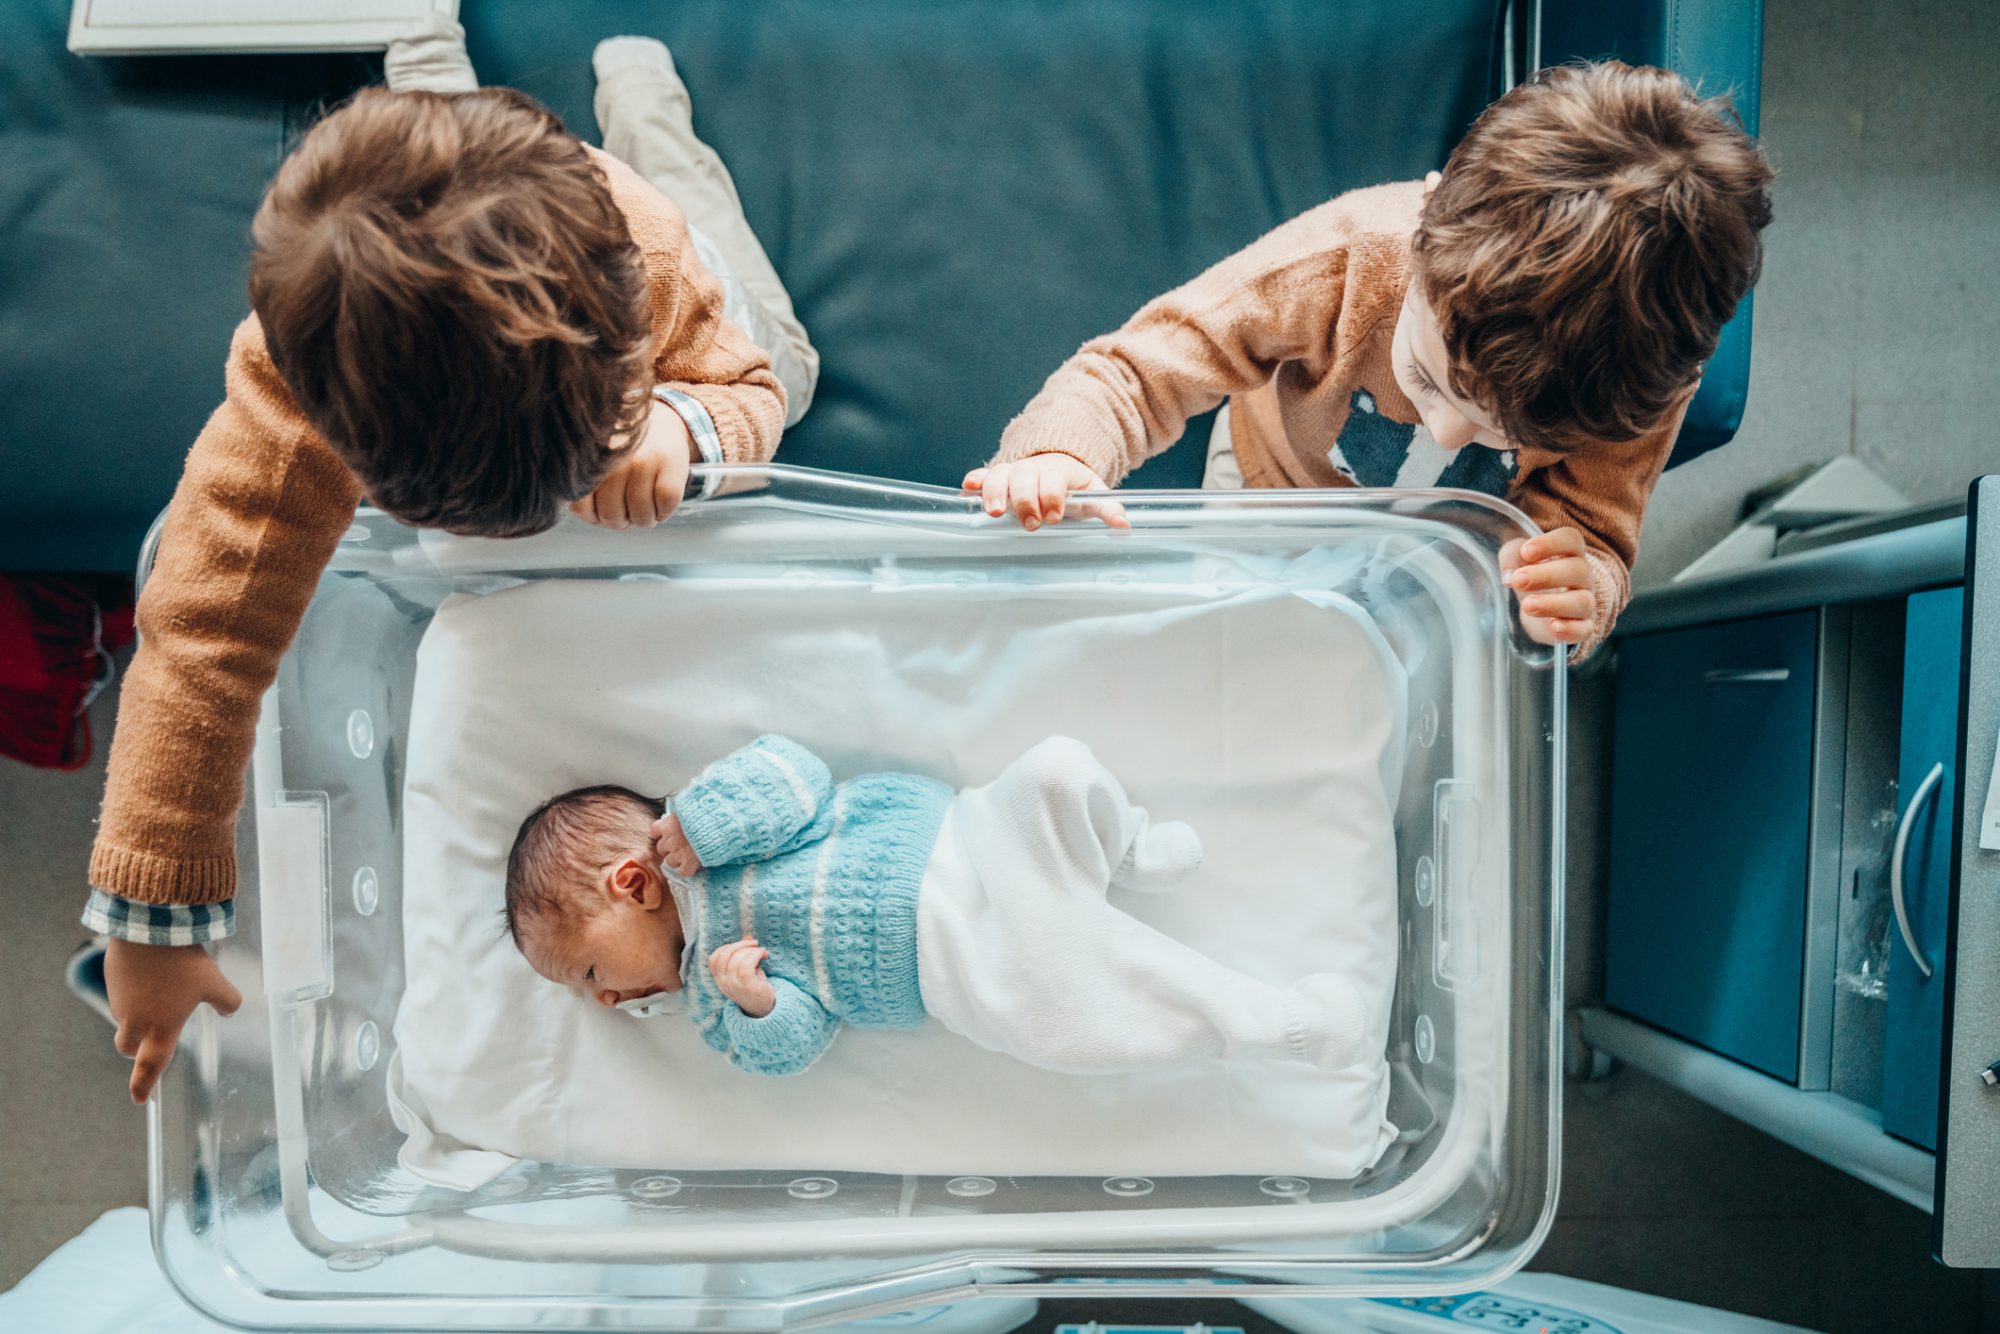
[82,888,235,945]
[652,386,723,498]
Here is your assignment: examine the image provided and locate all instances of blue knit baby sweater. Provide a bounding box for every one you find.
[668,735,953,1076]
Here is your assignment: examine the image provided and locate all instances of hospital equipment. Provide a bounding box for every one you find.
[148,467,1564,1329]
[1583,476,2000,1268]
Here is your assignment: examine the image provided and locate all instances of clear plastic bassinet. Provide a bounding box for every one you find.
[148,466,1564,1330]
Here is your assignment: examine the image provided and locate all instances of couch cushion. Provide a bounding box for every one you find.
[470,0,1500,490]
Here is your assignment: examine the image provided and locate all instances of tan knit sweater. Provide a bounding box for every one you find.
[91,147,785,908]
[997,180,1682,656]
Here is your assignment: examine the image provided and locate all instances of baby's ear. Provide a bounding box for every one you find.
[608,856,665,909]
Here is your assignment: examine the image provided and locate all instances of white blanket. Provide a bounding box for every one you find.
[390,577,1404,1188]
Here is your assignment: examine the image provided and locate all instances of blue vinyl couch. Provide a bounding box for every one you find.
[0,1,1762,571]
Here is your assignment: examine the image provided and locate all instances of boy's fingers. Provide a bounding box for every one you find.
[981,468,1009,517]
[1011,480,1042,531]
[1522,527,1586,562]
[113,1022,138,1059]
[626,467,659,528]
[1546,557,1592,588]
[1039,470,1069,524]
[1498,537,1525,575]
[1521,614,1584,643]
[209,976,244,1017]
[1077,497,1132,529]
[571,493,598,524]
[1523,590,1594,621]
[962,468,987,492]
[1509,557,1590,591]
[596,478,629,529]
[130,1034,174,1104]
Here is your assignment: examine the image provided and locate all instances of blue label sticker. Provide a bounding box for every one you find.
[1370,1292,1622,1332]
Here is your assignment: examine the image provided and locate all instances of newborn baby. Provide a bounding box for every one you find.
[504,735,1370,1076]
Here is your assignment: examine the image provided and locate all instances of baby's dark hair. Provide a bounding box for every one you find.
[503,784,666,947]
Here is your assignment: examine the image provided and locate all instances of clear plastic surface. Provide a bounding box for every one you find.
[150,466,1564,1330]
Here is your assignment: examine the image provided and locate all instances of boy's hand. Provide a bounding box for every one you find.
[709,938,775,1018]
[571,397,698,529]
[651,813,703,877]
[105,939,243,1105]
[963,453,1130,531]
[1501,526,1597,647]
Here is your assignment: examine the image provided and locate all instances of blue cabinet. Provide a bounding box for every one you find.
[1880,586,1965,1150]
[1607,611,1821,1083]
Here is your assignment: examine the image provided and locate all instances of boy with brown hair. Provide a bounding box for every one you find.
[966,61,1773,652]
[87,21,818,1102]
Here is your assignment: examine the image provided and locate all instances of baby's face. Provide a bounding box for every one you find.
[523,843,685,1010]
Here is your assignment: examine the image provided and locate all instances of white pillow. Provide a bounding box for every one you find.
[390,578,1403,1188]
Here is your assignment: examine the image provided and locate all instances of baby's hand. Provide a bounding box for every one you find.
[709,938,775,1018]
[1501,526,1597,647]
[652,813,703,877]
[963,453,1130,531]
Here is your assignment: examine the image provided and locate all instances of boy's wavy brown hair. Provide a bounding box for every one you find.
[1413,61,1774,451]
[249,86,654,536]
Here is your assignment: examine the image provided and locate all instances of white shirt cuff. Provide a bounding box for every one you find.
[652,386,723,498]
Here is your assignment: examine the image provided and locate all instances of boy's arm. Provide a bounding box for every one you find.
[91,316,362,906]
[587,149,788,466]
[716,977,840,1077]
[993,211,1356,486]
[1510,406,1683,658]
[85,316,357,1102]
[670,735,836,868]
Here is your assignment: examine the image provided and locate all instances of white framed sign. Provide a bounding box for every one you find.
[69,0,459,55]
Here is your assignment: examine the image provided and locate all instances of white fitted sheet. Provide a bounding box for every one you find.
[389,576,1405,1188]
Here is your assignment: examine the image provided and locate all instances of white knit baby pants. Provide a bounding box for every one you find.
[916,737,1371,1074]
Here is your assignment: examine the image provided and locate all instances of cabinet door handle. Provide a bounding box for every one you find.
[1703,668,1791,684]
[1891,761,1945,981]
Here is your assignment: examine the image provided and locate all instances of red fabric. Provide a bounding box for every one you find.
[0,574,135,770]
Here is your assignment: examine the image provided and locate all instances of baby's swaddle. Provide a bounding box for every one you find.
[642,733,1376,1078]
[390,578,1405,1188]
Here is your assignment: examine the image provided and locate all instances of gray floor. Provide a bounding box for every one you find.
[3,0,1998,1323]
[0,683,146,1291]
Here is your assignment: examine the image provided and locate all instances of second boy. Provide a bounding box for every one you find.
[968,62,1774,654]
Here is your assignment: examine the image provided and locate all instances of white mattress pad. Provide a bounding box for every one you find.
[389,576,1405,1188]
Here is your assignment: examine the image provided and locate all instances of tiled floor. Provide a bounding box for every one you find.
[4,0,1999,1324]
